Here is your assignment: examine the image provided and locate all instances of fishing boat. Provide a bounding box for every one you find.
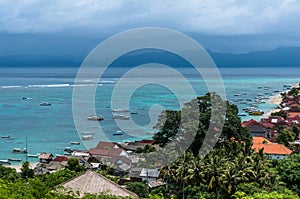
[130,112,138,114]
[234,93,242,96]
[238,113,247,117]
[8,158,22,162]
[70,141,80,145]
[27,153,39,158]
[82,135,93,140]
[22,97,33,100]
[87,115,104,121]
[12,148,27,153]
[64,147,74,153]
[1,135,10,139]
[113,130,124,136]
[112,108,129,112]
[248,110,264,116]
[0,160,10,165]
[113,114,130,120]
[40,102,51,106]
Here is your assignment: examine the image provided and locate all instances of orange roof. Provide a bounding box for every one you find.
[288,112,300,118]
[242,119,258,127]
[252,136,271,144]
[252,143,292,155]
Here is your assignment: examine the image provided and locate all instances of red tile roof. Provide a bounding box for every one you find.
[242,119,258,127]
[252,143,292,155]
[88,148,125,157]
[53,156,69,162]
[95,142,116,150]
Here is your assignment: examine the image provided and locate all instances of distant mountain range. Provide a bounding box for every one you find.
[1,47,300,67]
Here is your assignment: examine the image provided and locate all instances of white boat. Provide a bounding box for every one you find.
[70,141,80,145]
[12,148,27,153]
[0,160,10,165]
[82,135,93,140]
[112,108,129,112]
[1,135,10,139]
[40,102,51,106]
[87,115,104,121]
[113,114,130,120]
[27,153,39,158]
[113,130,124,136]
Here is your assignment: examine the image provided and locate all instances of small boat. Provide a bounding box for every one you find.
[257,86,262,89]
[40,102,51,106]
[12,148,27,153]
[113,114,130,120]
[1,135,10,139]
[238,113,247,117]
[249,110,264,116]
[22,97,32,100]
[27,153,39,158]
[234,93,242,96]
[113,130,124,136]
[8,158,22,162]
[0,160,11,165]
[112,108,129,112]
[64,147,74,153]
[130,112,138,115]
[70,141,80,145]
[82,135,93,140]
[87,115,104,121]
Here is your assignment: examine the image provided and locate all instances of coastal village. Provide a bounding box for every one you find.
[1,84,300,198]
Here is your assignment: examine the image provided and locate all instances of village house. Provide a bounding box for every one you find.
[242,119,267,137]
[57,170,138,198]
[251,136,292,159]
[38,152,53,164]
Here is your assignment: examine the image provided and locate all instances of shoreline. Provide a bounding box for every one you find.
[4,162,38,172]
[264,83,299,118]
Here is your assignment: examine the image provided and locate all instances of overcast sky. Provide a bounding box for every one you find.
[1,0,300,53]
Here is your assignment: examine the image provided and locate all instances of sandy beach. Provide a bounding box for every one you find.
[268,94,282,105]
[4,162,38,172]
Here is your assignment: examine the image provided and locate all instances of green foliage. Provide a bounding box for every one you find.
[276,128,296,146]
[0,164,18,182]
[288,87,299,97]
[21,161,34,179]
[271,111,287,119]
[125,182,148,198]
[153,93,252,156]
[233,189,299,199]
[67,158,85,172]
[276,153,300,195]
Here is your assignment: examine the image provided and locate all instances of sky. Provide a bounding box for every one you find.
[1,0,300,55]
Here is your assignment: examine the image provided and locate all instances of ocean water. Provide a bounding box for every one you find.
[0,66,299,162]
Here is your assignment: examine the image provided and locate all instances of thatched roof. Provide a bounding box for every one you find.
[58,170,138,198]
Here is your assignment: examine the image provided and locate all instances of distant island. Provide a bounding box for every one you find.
[1,47,300,67]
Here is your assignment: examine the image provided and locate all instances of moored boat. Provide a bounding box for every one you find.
[0,160,11,165]
[12,148,27,153]
[8,158,22,162]
[87,115,104,121]
[82,135,93,140]
[248,110,264,116]
[113,114,130,120]
[27,153,39,158]
[113,130,124,136]
[1,135,10,139]
[112,108,129,112]
[40,102,51,106]
[70,141,80,145]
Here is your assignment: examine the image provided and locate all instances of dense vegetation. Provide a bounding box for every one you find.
[0,93,299,198]
[0,160,131,199]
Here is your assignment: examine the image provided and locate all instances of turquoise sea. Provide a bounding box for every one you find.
[0,66,299,162]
